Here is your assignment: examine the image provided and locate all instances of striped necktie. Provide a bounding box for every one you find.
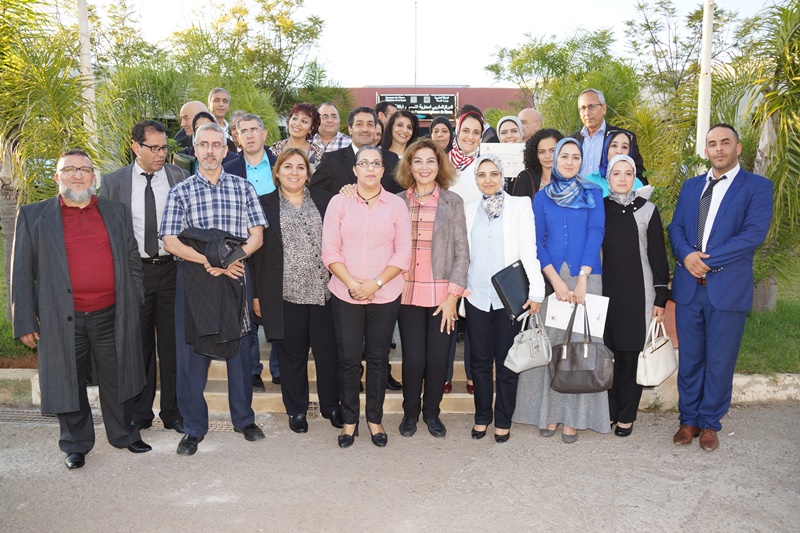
[696,175,727,252]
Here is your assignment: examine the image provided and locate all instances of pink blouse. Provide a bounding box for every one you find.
[322,188,412,304]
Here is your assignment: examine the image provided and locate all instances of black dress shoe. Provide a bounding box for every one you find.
[369,425,388,447]
[252,374,266,392]
[423,417,446,438]
[271,376,281,385]
[64,452,85,469]
[399,416,418,437]
[126,440,152,453]
[494,431,511,443]
[163,419,185,434]
[177,434,203,455]
[471,427,487,439]
[338,423,359,448]
[615,423,634,437]
[134,420,153,430]
[323,409,344,429]
[234,423,265,441]
[386,374,402,391]
[390,338,397,349]
[289,414,308,434]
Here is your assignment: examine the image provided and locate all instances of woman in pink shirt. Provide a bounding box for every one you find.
[395,139,469,439]
[322,146,412,448]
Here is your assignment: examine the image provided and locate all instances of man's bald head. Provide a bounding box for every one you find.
[518,108,543,142]
[179,101,210,136]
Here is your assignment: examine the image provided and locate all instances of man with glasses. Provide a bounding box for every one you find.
[100,120,189,435]
[569,88,646,181]
[223,113,281,394]
[12,148,151,469]
[312,102,351,152]
[161,122,267,456]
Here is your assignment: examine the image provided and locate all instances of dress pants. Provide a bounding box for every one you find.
[273,299,339,417]
[676,285,748,431]
[58,305,141,454]
[133,260,181,426]
[445,320,472,382]
[332,295,400,425]
[465,300,522,429]
[398,304,452,419]
[175,263,255,438]
[608,349,643,424]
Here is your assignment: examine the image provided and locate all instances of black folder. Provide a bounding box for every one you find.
[491,260,529,321]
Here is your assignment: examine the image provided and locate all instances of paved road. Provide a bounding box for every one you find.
[1,402,799,532]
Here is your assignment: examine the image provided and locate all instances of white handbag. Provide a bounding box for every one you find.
[636,318,678,386]
[504,312,551,373]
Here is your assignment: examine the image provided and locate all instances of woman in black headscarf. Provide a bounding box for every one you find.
[429,116,454,153]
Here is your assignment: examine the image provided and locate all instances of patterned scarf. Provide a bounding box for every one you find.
[449,111,484,171]
[544,138,601,209]
[606,154,638,206]
[481,191,504,219]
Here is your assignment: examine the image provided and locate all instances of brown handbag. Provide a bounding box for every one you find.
[549,303,614,394]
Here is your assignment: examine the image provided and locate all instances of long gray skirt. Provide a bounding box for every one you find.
[513,265,611,434]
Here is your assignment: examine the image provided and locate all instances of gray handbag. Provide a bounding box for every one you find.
[549,304,614,394]
[504,312,551,373]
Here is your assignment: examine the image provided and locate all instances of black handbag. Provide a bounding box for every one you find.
[549,303,614,394]
[491,261,529,321]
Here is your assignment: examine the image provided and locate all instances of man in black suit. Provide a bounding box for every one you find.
[175,100,209,148]
[569,88,647,183]
[310,106,403,194]
[100,120,189,434]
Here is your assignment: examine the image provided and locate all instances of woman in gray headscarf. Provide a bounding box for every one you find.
[463,153,545,443]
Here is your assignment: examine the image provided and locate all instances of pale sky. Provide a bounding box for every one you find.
[93,0,764,88]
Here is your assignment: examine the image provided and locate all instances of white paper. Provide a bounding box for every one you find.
[545,293,609,338]
[480,143,525,178]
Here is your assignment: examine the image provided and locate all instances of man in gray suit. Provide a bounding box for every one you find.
[11,148,150,469]
[100,120,189,433]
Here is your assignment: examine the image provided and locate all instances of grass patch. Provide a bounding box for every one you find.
[0,237,38,361]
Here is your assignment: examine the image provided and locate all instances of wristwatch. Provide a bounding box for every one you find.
[374,277,383,289]
[578,269,588,278]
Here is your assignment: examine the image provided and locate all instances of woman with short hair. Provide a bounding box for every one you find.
[270,103,325,171]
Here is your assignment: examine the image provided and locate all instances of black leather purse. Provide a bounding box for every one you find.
[549,304,614,394]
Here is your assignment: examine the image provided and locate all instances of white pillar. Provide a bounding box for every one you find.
[695,0,714,157]
[77,0,96,139]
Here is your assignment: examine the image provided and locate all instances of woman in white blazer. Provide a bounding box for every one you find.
[464,153,545,443]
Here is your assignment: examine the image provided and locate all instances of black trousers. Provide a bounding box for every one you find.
[608,349,643,424]
[273,299,340,417]
[58,305,140,454]
[332,295,400,425]
[398,304,452,419]
[133,260,181,426]
[465,300,521,429]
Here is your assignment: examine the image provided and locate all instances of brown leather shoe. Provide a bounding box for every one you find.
[699,429,719,452]
[673,425,700,445]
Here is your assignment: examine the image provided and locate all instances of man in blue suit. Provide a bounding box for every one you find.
[669,123,773,452]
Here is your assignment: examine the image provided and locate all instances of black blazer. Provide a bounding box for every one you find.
[223,147,278,179]
[569,123,648,184]
[309,145,402,194]
[250,187,333,340]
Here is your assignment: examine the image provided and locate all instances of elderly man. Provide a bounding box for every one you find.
[12,149,150,469]
[517,108,542,143]
[161,122,267,456]
[569,88,646,182]
[175,100,209,148]
[312,102,352,152]
[100,120,189,434]
[668,123,773,452]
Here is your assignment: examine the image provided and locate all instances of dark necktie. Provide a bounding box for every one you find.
[142,172,158,258]
[696,175,727,252]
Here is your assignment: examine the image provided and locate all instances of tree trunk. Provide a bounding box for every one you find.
[0,149,18,322]
[752,276,778,313]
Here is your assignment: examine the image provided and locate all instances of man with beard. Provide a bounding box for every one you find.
[161,123,267,455]
[11,149,150,469]
[100,120,189,434]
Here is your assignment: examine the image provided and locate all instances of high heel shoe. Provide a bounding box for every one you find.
[494,431,511,443]
[338,422,359,448]
[471,426,487,439]
[615,423,633,437]
[368,423,388,447]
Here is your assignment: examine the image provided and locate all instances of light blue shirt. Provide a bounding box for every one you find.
[579,120,607,178]
[245,150,275,196]
[466,205,505,312]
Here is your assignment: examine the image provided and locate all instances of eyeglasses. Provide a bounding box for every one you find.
[196,141,225,151]
[237,127,263,137]
[356,160,383,168]
[578,103,604,114]
[138,142,170,154]
[58,166,94,177]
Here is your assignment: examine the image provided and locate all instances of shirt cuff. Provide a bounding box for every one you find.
[447,282,469,297]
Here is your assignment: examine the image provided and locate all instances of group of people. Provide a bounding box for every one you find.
[10,86,773,469]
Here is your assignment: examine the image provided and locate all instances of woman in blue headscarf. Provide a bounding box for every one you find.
[584,130,645,197]
[513,137,611,443]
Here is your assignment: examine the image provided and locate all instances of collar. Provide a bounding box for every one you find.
[581,120,607,139]
[707,163,741,182]
[195,168,228,187]
[133,161,165,179]
[245,149,270,170]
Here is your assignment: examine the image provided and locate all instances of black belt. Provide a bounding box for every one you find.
[697,277,707,286]
[141,255,174,265]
